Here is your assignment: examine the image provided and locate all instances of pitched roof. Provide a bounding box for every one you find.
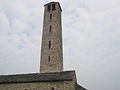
[0,71,75,84]
[76,84,87,90]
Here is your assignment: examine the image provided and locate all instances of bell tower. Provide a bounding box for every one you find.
[40,2,63,73]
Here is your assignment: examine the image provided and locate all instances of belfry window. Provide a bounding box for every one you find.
[49,25,51,32]
[47,4,51,11]
[50,14,52,20]
[49,41,51,48]
[52,4,56,10]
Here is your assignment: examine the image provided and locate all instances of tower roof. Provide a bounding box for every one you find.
[44,2,62,11]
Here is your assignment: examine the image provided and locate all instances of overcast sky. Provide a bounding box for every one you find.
[0,0,120,90]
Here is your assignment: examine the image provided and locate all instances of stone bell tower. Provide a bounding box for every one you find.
[40,2,63,73]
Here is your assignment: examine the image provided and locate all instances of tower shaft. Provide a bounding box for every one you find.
[40,2,63,73]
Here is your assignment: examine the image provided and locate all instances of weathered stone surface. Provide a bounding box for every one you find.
[0,71,78,90]
[0,71,75,84]
[40,2,63,73]
[0,81,73,90]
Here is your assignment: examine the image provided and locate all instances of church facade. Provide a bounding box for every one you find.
[0,2,86,90]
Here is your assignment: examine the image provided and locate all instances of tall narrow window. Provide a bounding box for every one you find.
[50,14,52,20]
[52,4,56,10]
[49,25,51,32]
[48,56,50,62]
[49,41,51,48]
[51,87,54,90]
[47,4,51,11]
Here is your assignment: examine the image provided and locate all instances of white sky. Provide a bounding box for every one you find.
[0,0,120,90]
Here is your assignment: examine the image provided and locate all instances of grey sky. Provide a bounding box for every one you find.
[0,0,120,90]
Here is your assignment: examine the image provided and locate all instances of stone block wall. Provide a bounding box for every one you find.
[0,81,75,90]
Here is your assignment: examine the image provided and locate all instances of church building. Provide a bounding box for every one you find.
[0,2,86,90]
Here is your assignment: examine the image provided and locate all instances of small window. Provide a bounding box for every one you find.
[47,4,51,11]
[50,14,52,20]
[48,56,50,62]
[49,41,51,48]
[52,4,56,10]
[49,25,51,32]
[51,87,54,90]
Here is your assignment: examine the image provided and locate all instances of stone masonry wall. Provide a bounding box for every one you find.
[40,2,63,73]
[0,81,75,90]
